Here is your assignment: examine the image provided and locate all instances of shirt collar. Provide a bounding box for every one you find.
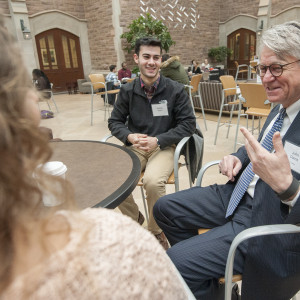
[279,99,300,124]
[140,76,160,90]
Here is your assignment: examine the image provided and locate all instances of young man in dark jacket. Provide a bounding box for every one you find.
[108,37,196,250]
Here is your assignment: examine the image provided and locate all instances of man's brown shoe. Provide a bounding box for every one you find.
[138,211,145,225]
[155,231,169,250]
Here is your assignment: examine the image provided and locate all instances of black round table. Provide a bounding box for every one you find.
[50,140,141,209]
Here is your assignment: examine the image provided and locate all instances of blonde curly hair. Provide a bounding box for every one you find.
[0,15,75,291]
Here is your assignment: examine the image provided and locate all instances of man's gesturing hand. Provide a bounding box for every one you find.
[241,127,293,194]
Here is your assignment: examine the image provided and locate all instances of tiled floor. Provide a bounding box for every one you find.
[40,93,299,299]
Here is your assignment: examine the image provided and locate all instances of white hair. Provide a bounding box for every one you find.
[259,21,300,60]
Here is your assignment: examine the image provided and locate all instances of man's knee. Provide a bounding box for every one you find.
[153,194,170,220]
[143,174,166,191]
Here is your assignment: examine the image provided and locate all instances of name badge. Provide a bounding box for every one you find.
[284,141,300,174]
[152,101,168,117]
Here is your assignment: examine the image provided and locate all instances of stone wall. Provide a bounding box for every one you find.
[26,0,85,19]
[271,0,299,15]
[219,0,259,23]
[11,0,299,73]
[0,0,9,15]
[83,0,118,71]
[120,0,223,69]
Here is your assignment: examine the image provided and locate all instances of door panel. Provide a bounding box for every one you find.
[227,29,256,77]
[35,29,84,92]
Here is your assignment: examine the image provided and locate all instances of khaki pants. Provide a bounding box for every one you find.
[118,145,175,235]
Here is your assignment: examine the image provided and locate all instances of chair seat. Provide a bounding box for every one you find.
[246,107,270,117]
[227,100,240,106]
[138,165,181,186]
[96,89,120,96]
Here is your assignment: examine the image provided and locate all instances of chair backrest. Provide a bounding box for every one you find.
[89,74,105,90]
[190,74,202,93]
[238,83,270,109]
[220,75,236,97]
[126,78,135,83]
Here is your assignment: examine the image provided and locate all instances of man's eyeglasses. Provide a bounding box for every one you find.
[256,60,300,77]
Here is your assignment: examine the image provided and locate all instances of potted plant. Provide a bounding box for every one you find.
[208,46,232,68]
[121,13,175,53]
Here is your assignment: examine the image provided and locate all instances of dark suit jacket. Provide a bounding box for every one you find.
[233,105,300,300]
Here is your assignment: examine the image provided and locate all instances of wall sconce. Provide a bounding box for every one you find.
[257,20,264,36]
[20,19,31,40]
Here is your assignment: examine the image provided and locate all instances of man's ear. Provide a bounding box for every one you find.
[133,53,139,64]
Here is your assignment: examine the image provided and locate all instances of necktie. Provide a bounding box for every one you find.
[225,108,286,218]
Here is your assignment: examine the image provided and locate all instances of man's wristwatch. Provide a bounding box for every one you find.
[156,138,161,148]
[276,177,300,201]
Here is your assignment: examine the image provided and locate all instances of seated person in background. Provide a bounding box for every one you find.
[32,68,51,99]
[188,59,201,77]
[160,54,189,87]
[106,64,120,87]
[0,17,189,300]
[118,62,132,81]
[106,64,120,105]
[201,58,210,71]
[108,37,196,251]
[154,21,300,300]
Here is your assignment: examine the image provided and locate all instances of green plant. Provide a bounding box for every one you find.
[208,46,233,64]
[121,13,175,53]
[132,66,139,75]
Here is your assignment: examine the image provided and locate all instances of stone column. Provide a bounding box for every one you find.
[8,0,37,73]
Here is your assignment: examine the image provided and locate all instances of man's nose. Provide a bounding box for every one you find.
[148,57,155,64]
[262,68,275,82]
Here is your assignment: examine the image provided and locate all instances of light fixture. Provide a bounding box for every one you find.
[259,20,264,30]
[257,20,264,36]
[20,19,31,40]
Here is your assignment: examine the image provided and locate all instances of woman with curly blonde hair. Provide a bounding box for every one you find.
[0,16,191,300]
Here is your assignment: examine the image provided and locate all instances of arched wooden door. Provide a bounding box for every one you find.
[227,28,256,77]
[35,29,84,92]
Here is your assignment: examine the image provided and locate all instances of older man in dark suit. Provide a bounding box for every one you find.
[154,21,300,300]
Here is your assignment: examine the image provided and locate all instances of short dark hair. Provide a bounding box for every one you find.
[162,54,170,62]
[134,37,162,56]
[109,64,116,71]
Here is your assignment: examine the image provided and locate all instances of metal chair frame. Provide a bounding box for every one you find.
[185,74,207,130]
[214,75,244,147]
[84,74,120,125]
[39,83,59,113]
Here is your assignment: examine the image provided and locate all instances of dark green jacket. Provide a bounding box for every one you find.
[160,56,189,87]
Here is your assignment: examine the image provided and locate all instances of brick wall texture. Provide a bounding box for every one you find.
[14,0,299,71]
[0,0,9,15]
[271,0,299,15]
